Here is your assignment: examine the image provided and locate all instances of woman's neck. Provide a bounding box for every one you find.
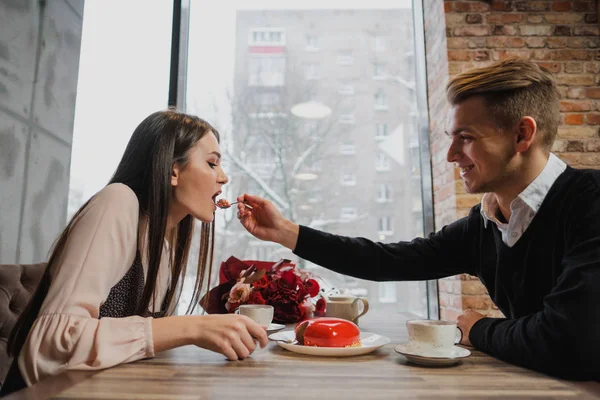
[167,202,187,231]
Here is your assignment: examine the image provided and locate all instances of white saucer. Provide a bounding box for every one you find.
[269,331,390,357]
[394,342,471,367]
[266,323,285,333]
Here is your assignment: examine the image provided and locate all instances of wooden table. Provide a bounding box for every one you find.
[7,310,600,399]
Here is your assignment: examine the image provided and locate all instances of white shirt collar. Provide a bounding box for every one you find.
[480,153,567,245]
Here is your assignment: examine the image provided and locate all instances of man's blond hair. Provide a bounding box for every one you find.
[446,59,560,151]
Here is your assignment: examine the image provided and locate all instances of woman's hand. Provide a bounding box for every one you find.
[191,314,269,361]
[152,314,269,361]
[236,193,299,250]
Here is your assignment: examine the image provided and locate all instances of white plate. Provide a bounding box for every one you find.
[394,342,471,367]
[266,323,286,333]
[269,330,390,357]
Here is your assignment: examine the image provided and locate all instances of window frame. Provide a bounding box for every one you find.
[172,0,438,318]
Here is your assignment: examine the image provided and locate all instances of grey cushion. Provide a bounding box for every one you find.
[0,263,45,387]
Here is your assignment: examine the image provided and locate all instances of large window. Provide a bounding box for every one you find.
[69,0,435,318]
[68,0,172,218]
[248,55,286,86]
[377,183,393,203]
[375,123,388,140]
[185,0,433,317]
[304,63,321,80]
[249,28,286,46]
[305,35,319,51]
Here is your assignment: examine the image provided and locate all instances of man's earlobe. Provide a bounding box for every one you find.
[516,116,537,151]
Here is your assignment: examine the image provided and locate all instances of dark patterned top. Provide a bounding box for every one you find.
[99,252,169,319]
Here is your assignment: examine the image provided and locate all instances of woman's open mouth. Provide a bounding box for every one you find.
[211,191,221,209]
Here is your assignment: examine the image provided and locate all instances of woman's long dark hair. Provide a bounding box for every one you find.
[8,110,218,357]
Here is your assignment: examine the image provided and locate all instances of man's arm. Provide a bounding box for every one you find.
[293,216,477,282]
[237,192,478,282]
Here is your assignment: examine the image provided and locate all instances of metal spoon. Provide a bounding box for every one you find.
[216,200,253,210]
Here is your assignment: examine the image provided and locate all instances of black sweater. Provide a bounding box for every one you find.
[294,167,600,380]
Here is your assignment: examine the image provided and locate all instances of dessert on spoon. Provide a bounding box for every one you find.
[216,198,253,210]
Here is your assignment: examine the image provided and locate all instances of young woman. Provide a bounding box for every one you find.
[2,111,268,395]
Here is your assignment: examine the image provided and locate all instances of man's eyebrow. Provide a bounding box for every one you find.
[445,128,466,137]
[208,151,222,159]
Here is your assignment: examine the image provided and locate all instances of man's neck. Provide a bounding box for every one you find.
[493,152,549,222]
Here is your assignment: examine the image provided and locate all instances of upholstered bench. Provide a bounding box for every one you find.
[0,263,45,388]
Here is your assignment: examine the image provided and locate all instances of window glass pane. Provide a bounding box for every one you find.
[305,35,319,50]
[373,63,385,78]
[68,0,172,218]
[373,35,386,52]
[249,55,286,86]
[337,50,354,65]
[375,123,388,140]
[338,82,354,95]
[186,0,428,316]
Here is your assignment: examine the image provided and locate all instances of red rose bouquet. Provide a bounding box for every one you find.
[202,256,326,323]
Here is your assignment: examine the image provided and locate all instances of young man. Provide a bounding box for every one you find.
[236,59,600,380]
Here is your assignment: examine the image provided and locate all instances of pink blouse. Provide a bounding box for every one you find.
[18,183,172,386]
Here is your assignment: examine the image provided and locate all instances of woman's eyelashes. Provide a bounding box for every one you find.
[207,161,218,169]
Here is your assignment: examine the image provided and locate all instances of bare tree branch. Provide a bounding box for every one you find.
[223,147,290,210]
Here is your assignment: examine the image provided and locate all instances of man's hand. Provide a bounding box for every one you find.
[236,193,299,250]
[456,309,485,346]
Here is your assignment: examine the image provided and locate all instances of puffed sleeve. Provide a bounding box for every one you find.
[18,183,155,385]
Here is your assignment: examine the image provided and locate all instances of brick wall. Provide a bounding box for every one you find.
[424,0,600,320]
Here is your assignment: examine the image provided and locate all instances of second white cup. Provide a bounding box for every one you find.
[235,304,274,328]
[406,319,461,353]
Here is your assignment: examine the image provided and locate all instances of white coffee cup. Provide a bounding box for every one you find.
[406,319,461,354]
[325,295,369,325]
[235,304,274,328]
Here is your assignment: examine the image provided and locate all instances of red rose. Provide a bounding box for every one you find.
[304,279,320,297]
[211,257,325,324]
[252,276,270,290]
[280,270,298,288]
[248,291,266,305]
[315,297,326,316]
[273,300,305,323]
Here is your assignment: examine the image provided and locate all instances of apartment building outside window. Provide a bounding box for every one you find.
[249,28,286,46]
[305,35,319,51]
[340,143,356,155]
[377,183,393,202]
[304,63,321,80]
[248,55,286,86]
[374,90,388,110]
[341,207,358,221]
[376,152,391,171]
[373,63,385,79]
[71,4,436,319]
[177,5,435,318]
[304,121,319,140]
[338,82,354,95]
[339,111,356,124]
[373,35,386,52]
[378,216,394,234]
[375,123,388,140]
[337,50,354,65]
[341,172,357,186]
